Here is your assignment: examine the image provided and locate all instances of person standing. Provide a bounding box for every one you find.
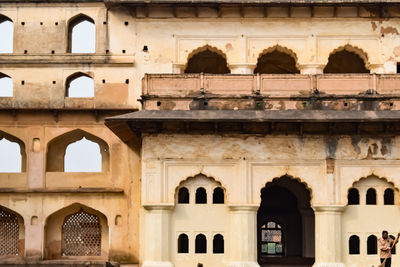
[378,230,400,267]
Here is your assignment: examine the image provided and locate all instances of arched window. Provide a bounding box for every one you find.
[66,73,95,98]
[177,233,189,253]
[390,235,397,255]
[178,187,189,204]
[260,221,283,255]
[62,210,101,256]
[0,73,13,97]
[384,188,394,205]
[68,15,95,53]
[195,187,207,204]
[254,50,299,74]
[195,234,207,254]
[64,137,102,172]
[213,234,224,254]
[366,188,377,205]
[324,49,369,73]
[0,207,20,256]
[348,188,360,205]
[0,15,13,53]
[0,136,22,172]
[349,235,360,254]
[213,187,224,204]
[184,48,230,74]
[367,235,378,255]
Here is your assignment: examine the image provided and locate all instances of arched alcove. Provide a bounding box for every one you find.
[213,187,224,204]
[324,46,369,73]
[384,188,394,205]
[366,188,377,205]
[184,46,230,74]
[64,137,102,172]
[0,14,13,53]
[44,203,108,260]
[213,234,224,254]
[0,131,26,172]
[254,47,300,74]
[65,72,95,98]
[67,14,95,53]
[0,206,24,257]
[46,129,109,172]
[195,187,207,204]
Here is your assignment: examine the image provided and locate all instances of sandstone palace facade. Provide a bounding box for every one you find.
[1,0,400,267]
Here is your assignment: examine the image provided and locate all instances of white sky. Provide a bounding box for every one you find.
[0,18,99,173]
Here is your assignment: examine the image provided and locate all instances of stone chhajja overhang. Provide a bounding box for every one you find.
[104,109,400,141]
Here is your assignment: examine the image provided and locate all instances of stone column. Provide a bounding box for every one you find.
[312,205,346,267]
[142,205,174,267]
[230,64,256,74]
[28,137,45,188]
[228,205,260,267]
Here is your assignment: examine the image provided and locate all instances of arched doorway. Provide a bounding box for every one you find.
[257,176,315,266]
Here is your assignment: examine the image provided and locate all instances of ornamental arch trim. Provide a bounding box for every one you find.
[173,172,228,205]
[256,174,314,207]
[184,45,231,71]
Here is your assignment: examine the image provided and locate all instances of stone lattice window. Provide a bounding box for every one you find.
[0,207,19,256]
[62,210,101,256]
[261,221,283,255]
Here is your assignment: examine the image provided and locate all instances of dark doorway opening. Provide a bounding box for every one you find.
[257,176,315,266]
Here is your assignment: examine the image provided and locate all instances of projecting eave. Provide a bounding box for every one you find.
[105,110,400,141]
[105,0,400,3]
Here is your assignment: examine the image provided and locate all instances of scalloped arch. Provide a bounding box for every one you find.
[173,172,228,201]
[184,44,230,70]
[256,44,300,67]
[260,174,314,206]
[326,44,370,69]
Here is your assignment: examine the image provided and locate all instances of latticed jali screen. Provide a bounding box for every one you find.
[0,208,19,256]
[62,210,101,256]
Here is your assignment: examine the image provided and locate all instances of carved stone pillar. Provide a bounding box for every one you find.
[142,205,174,267]
[228,205,260,267]
[312,205,346,267]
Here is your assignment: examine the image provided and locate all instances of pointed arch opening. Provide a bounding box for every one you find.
[0,131,26,172]
[177,187,189,204]
[0,73,13,97]
[384,188,394,205]
[213,187,225,204]
[0,14,13,53]
[347,188,360,205]
[195,234,207,254]
[213,234,224,254]
[254,46,300,74]
[184,46,230,74]
[257,175,314,265]
[349,235,360,255]
[67,14,95,53]
[367,235,377,254]
[177,233,189,253]
[44,203,108,260]
[366,188,377,205]
[65,72,95,98]
[0,206,24,257]
[46,129,109,172]
[324,46,369,73]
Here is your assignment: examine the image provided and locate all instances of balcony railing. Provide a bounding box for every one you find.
[142,73,400,97]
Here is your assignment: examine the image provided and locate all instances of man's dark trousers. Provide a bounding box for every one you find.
[380,257,392,267]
